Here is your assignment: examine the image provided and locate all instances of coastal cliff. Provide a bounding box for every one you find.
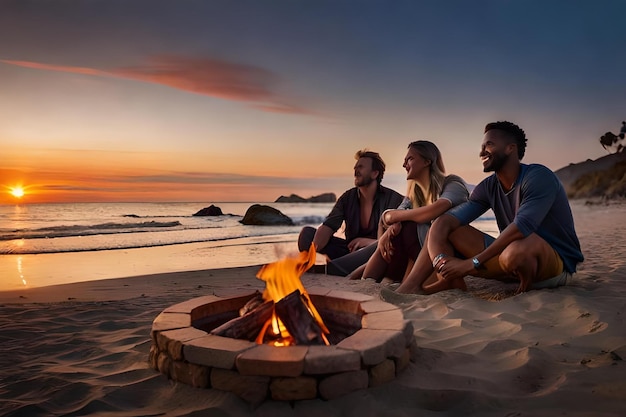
[555,151,626,199]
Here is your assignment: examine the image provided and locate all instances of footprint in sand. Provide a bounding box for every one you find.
[589,320,606,333]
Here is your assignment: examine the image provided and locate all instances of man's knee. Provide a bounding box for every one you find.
[447,225,487,258]
[499,239,533,272]
[298,226,316,252]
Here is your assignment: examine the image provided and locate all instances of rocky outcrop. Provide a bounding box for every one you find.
[193,205,224,216]
[275,193,336,203]
[555,151,626,199]
[275,194,307,203]
[240,204,294,226]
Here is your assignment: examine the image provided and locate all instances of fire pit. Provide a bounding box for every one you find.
[149,288,415,403]
[148,248,416,404]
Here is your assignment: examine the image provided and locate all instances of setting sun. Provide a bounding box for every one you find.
[9,186,25,198]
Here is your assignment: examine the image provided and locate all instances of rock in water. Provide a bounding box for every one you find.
[193,205,223,216]
[240,204,294,225]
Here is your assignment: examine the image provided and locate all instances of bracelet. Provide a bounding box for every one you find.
[432,253,447,268]
[381,210,392,228]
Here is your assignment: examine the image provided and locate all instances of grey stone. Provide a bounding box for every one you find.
[318,370,368,400]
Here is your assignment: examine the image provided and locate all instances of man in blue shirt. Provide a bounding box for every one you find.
[396,121,584,295]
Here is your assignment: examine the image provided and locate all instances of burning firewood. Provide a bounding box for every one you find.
[212,245,331,346]
[238,292,265,316]
[274,289,326,345]
[210,299,274,341]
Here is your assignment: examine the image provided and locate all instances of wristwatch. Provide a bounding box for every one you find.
[472,257,481,269]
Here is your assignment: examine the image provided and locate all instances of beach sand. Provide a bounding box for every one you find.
[1,200,625,416]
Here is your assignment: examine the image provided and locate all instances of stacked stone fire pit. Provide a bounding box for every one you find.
[149,287,416,404]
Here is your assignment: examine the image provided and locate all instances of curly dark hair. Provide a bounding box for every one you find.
[484,121,528,160]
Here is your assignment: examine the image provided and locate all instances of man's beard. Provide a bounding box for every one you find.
[355,175,375,187]
[483,151,509,173]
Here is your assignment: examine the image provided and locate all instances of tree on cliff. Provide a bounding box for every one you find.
[599,121,626,154]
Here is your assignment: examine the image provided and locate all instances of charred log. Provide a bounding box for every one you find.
[238,292,265,316]
[274,290,326,345]
[210,300,274,341]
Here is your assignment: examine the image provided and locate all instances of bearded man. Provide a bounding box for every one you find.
[298,149,403,276]
[396,121,584,295]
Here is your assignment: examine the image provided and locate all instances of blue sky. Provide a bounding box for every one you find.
[1,0,624,202]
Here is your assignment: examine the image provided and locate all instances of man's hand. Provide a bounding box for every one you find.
[433,255,475,282]
[347,237,376,252]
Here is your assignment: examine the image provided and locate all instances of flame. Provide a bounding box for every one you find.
[255,244,330,345]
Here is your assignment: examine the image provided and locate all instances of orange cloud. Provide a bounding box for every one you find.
[1,56,313,115]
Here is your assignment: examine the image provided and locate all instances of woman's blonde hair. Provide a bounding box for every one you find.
[406,140,446,208]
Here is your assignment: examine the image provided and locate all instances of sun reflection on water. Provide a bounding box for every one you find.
[17,256,27,287]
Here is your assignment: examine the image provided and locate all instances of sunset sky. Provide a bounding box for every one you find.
[1,0,624,204]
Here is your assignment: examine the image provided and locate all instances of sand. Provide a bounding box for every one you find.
[1,200,625,416]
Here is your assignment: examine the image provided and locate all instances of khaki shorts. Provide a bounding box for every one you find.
[483,233,567,286]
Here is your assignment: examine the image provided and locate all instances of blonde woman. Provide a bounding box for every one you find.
[349,140,469,282]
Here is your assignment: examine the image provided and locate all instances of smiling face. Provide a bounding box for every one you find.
[353,156,378,187]
[403,147,430,180]
[480,129,517,173]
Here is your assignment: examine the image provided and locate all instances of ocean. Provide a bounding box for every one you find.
[0,202,498,291]
[0,202,330,255]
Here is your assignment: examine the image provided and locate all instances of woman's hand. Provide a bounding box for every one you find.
[379,222,401,262]
[433,255,474,281]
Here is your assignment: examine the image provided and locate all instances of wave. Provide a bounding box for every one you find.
[0,221,183,241]
[0,227,302,255]
[291,215,325,226]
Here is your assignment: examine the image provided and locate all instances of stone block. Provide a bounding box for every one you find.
[211,368,270,406]
[386,330,407,359]
[318,370,368,400]
[157,352,171,377]
[151,312,190,333]
[394,347,411,374]
[157,327,207,361]
[148,344,159,370]
[361,309,405,331]
[337,329,405,365]
[191,292,260,322]
[359,300,399,314]
[304,345,361,374]
[304,286,332,298]
[313,290,373,315]
[327,290,373,302]
[164,295,221,314]
[236,344,307,377]
[368,359,395,387]
[270,376,318,401]
[184,334,256,369]
[171,360,210,388]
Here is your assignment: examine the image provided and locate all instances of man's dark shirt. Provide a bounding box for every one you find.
[322,185,404,243]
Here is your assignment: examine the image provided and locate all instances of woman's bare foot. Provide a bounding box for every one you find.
[422,277,467,294]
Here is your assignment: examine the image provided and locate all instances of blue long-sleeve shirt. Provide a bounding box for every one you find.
[447,164,584,273]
